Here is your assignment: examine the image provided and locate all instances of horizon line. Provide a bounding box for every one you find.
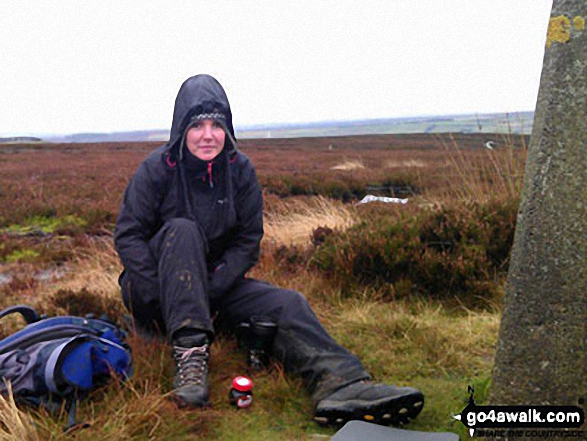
[1,110,535,139]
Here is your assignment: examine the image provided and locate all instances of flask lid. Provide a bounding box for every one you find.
[232,376,253,392]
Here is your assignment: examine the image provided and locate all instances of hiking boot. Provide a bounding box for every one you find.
[172,334,210,408]
[314,380,424,427]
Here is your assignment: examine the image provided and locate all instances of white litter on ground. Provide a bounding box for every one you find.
[356,195,408,205]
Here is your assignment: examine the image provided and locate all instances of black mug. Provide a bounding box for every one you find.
[237,316,277,371]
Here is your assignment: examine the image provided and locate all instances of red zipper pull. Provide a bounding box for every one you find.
[207,162,214,188]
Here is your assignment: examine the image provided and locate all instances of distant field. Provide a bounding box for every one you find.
[14,111,534,143]
[236,111,534,139]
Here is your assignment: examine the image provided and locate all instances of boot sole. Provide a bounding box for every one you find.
[173,396,210,409]
[172,393,210,409]
[314,390,424,427]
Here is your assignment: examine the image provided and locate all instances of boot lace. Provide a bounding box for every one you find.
[173,344,209,387]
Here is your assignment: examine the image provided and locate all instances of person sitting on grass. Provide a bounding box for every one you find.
[114,74,424,426]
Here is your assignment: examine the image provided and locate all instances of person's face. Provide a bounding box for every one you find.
[185,119,225,161]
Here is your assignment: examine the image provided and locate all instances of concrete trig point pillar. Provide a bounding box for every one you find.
[491,0,586,423]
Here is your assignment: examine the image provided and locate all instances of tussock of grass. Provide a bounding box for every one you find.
[36,236,124,317]
[264,196,356,247]
[51,235,121,296]
[83,383,172,439]
[438,134,526,204]
[330,159,365,170]
[385,159,428,168]
[0,382,40,441]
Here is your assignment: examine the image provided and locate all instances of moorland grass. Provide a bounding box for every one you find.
[0,134,526,439]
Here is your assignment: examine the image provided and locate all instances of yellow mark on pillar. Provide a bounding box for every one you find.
[547,15,571,47]
[546,15,585,47]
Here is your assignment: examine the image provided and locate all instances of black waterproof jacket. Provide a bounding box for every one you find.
[114,75,263,300]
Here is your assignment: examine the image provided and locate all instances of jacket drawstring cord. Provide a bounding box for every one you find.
[177,132,196,221]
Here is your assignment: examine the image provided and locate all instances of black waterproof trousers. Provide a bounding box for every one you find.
[120,218,371,401]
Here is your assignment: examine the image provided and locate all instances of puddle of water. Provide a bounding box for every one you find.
[0,273,12,285]
[0,265,70,286]
[35,267,68,282]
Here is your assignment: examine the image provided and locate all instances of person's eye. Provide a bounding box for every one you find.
[213,121,222,128]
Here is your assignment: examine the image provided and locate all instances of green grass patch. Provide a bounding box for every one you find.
[0,236,77,264]
[2,214,87,236]
[4,248,40,263]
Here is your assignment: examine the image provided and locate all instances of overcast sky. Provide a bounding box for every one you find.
[0,0,553,136]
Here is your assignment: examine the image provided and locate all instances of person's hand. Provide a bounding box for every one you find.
[208,262,229,300]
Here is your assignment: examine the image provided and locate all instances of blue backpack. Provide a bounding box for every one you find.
[0,305,132,430]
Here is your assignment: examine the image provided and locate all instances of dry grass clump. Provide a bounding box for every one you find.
[263,196,356,247]
[330,158,366,170]
[0,382,40,441]
[437,134,527,204]
[34,236,124,318]
[50,235,121,296]
[385,159,429,168]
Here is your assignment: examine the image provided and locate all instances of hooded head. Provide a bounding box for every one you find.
[169,74,237,157]
[167,75,239,221]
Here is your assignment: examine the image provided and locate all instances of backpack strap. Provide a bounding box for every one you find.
[64,397,91,433]
[44,335,81,394]
[0,305,40,324]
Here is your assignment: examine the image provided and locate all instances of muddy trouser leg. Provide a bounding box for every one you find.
[120,218,214,340]
[214,278,371,403]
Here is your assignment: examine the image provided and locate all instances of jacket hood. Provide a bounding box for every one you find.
[165,75,238,222]
[169,74,236,148]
